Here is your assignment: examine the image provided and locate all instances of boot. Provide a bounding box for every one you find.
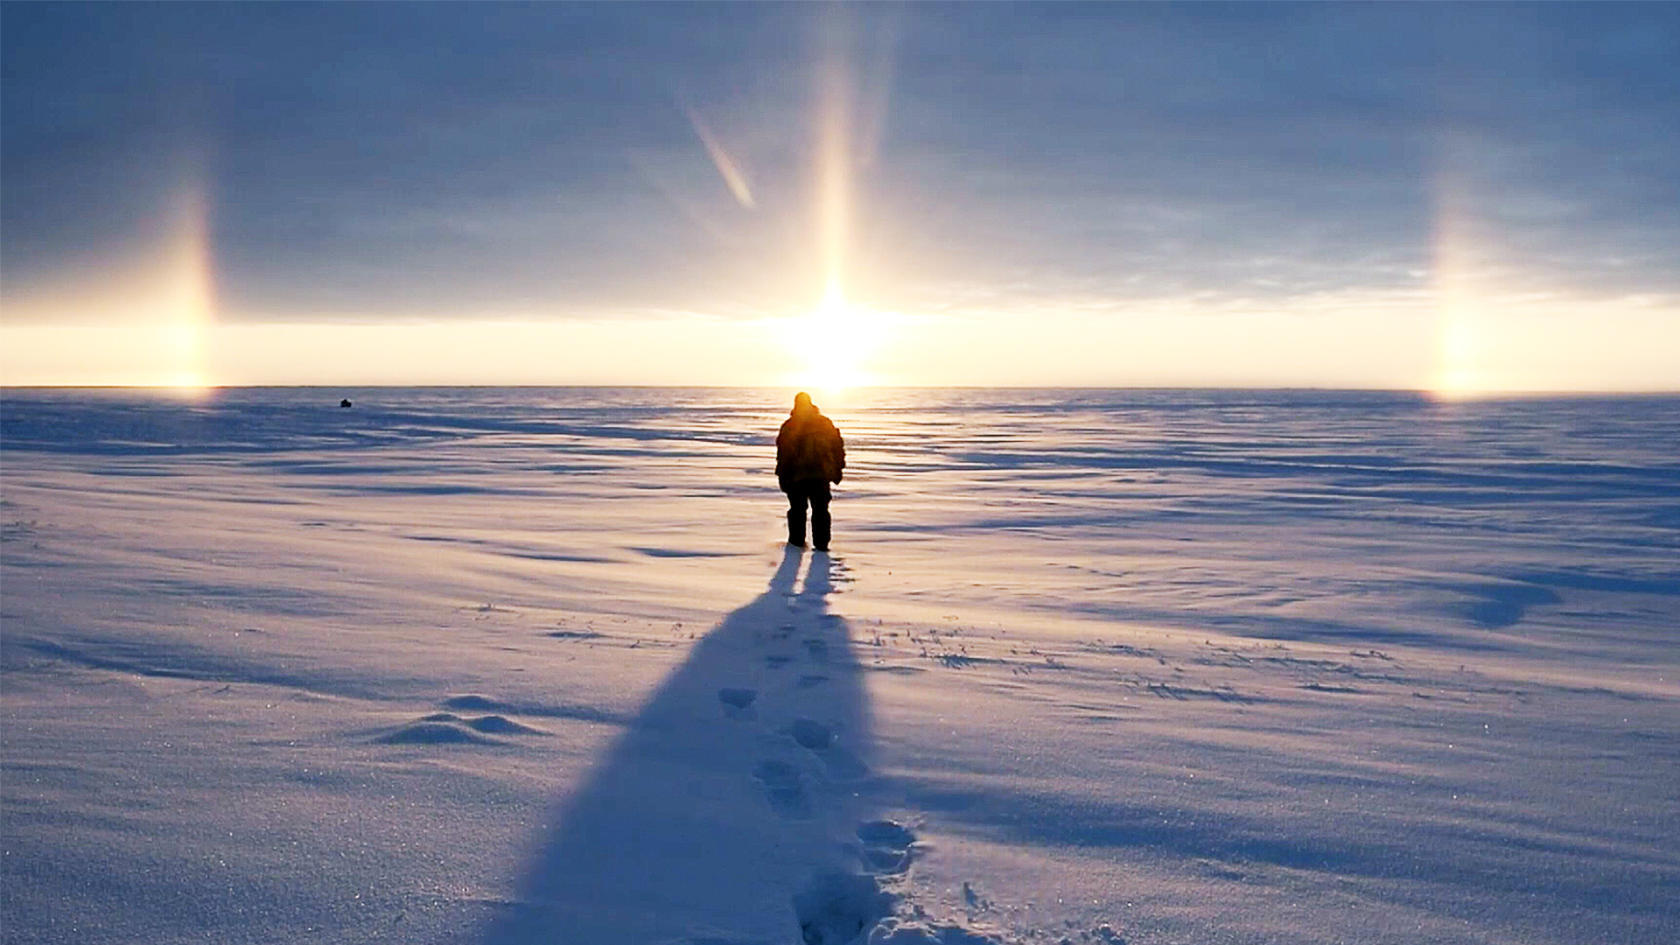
[811,507,831,552]
[787,508,806,547]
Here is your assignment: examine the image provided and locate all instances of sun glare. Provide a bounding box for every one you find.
[777,290,895,390]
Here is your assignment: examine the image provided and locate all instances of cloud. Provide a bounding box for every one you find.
[3,3,1676,330]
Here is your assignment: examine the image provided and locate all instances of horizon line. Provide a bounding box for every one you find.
[5,383,1678,398]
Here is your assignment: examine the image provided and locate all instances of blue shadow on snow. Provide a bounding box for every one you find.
[481,546,874,945]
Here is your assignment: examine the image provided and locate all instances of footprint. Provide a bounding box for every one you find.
[790,718,833,751]
[718,687,758,709]
[766,655,793,669]
[792,872,893,945]
[796,674,829,689]
[718,687,759,720]
[803,639,829,662]
[785,718,869,781]
[856,820,918,875]
[752,759,811,818]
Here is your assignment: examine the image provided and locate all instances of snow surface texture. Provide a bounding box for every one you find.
[2,387,1677,945]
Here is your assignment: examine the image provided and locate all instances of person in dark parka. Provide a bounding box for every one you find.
[776,392,845,551]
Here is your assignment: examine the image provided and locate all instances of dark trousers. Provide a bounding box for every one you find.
[785,480,832,550]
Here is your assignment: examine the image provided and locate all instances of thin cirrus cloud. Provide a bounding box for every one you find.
[1,2,1676,388]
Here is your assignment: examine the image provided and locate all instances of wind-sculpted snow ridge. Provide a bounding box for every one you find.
[3,388,1678,944]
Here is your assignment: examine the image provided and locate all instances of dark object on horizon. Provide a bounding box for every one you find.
[776,392,845,551]
[340,399,352,408]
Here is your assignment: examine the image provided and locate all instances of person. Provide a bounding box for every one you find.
[776,392,845,551]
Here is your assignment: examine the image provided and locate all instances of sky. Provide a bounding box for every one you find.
[2,2,1677,390]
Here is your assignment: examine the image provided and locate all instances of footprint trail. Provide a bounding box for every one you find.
[481,547,1008,945]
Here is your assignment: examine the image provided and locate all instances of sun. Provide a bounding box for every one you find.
[777,291,893,390]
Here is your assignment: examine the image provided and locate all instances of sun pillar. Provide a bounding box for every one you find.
[816,37,853,315]
[159,183,217,389]
[1429,153,1487,399]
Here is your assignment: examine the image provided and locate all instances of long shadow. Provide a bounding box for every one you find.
[483,546,874,945]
